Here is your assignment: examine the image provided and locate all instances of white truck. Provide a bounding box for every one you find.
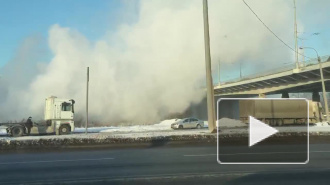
[1,96,75,137]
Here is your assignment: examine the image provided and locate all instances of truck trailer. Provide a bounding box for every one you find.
[239,99,323,126]
[0,96,75,137]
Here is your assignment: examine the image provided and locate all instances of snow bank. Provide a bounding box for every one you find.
[314,122,330,127]
[95,118,245,131]
[74,127,116,133]
[0,128,6,135]
[203,121,208,128]
[218,118,246,128]
[73,119,178,134]
[204,118,246,128]
[99,119,177,133]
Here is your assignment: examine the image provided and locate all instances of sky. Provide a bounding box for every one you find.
[1,0,330,78]
[1,0,330,123]
[0,0,126,67]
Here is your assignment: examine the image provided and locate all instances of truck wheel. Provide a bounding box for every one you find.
[59,125,71,135]
[11,126,24,137]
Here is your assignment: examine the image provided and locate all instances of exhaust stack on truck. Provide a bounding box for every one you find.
[1,96,75,137]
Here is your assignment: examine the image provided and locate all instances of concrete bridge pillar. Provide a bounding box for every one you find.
[281,92,289,98]
[312,91,321,102]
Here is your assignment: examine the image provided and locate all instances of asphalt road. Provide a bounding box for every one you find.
[0,144,330,185]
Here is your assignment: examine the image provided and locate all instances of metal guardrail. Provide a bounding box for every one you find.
[217,55,330,86]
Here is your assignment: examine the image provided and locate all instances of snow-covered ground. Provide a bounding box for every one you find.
[314,122,330,127]
[0,126,7,135]
[0,130,6,134]
[77,119,330,135]
[217,118,246,128]
[74,119,179,133]
[1,119,330,139]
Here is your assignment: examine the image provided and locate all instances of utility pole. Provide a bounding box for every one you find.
[318,56,329,122]
[203,0,216,133]
[294,0,299,69]
[301,39,305,65]
[298,37,306,66]
[300,47,329,122]
[86,67,89,134]
[218,60,221,85]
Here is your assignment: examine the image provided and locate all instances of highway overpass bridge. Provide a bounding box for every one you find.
[214,55,330,100]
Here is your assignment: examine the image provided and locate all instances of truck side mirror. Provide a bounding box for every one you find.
[70,99,75,113]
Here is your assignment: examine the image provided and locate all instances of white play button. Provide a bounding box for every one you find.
[249,116,279,147]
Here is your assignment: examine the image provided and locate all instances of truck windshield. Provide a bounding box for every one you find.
[61,102,72,111]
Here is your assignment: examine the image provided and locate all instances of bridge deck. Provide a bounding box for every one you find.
[214,56,330,96]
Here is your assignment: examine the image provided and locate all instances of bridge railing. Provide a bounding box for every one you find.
[304,55,330,66]
[218,55,330,85]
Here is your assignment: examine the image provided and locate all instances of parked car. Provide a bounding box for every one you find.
[171,118,204,129]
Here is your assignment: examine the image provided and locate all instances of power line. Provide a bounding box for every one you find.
[242,0,311,59]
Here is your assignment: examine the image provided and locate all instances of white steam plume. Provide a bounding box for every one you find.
[1,0,301,123]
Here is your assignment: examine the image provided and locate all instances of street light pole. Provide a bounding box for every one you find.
[218,60,221,85]
[318,56,329,122]
[293,0,299,69]
[300,47,329,122]
[298,32,320,67]
[203,0,216,132]
[301,39,305,65]
[240,62,242,78]
[86,67,89,134]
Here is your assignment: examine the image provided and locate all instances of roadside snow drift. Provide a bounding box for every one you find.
[74,119,178,133]
[217,118,247,128]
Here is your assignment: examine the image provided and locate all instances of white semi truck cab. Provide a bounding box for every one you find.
[2,96,75,137]
[44,96,75,135]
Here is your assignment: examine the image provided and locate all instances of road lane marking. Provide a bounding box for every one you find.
[184,150,330,157]
[0,157,115,165]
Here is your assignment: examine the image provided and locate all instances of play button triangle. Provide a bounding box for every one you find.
[249,116,279,147]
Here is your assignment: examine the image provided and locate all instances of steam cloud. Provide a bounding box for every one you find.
[0,0,299,124]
